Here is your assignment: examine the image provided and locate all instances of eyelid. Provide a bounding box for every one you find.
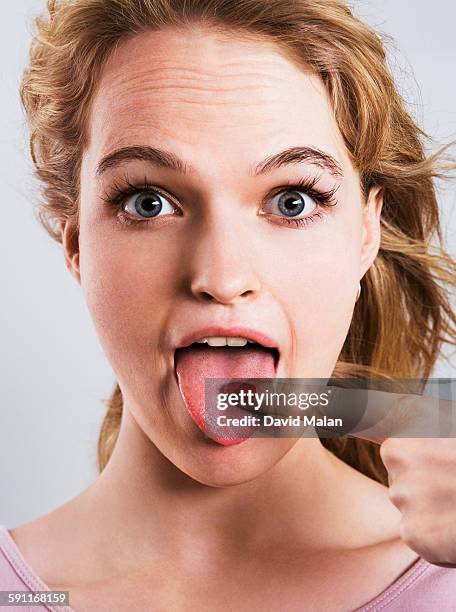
[261,176,339,209]
[101,175,181,211]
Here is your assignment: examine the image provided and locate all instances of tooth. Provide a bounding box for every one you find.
[227,337,248,346]
[247,340,255,344]
[207,336,227,347]
[196,338,208,343]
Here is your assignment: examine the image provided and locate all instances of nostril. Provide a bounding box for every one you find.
[194,287,256,305]
[198,290,224,304]
[190,273,261,305]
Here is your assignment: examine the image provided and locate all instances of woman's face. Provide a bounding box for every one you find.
[66,25,382,485]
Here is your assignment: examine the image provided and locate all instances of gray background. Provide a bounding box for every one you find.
[1,1,455,527]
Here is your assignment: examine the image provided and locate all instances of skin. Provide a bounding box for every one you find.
[380,438,456,568]
[12,24,449,611]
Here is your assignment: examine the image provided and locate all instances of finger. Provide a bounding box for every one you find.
[326,387,456,443]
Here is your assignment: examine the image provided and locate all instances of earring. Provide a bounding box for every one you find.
[356,282,361,302]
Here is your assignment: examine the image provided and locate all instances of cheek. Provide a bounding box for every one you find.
[77,219,180,371]
[268,219,361,375]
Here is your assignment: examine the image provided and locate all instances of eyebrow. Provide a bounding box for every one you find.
[95,144,343,179]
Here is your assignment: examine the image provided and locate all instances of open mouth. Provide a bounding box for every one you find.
[174,341,280,371]
[173,336,280,444]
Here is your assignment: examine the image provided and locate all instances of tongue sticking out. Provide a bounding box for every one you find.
[175,345,276,445]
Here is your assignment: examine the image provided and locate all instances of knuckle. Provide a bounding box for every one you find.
[399,518,423,551]
[400,519,447,562]
[380,438,403,467]
[388,483,408,509]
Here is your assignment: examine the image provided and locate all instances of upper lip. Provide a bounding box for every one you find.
[175,326,279,351]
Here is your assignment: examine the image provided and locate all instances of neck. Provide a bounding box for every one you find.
[83,406,396,573]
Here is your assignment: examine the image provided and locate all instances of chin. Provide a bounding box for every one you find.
[166,435,297,488]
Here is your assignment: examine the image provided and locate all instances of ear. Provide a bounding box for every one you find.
[60,217,81,284]
[360,186,383,277]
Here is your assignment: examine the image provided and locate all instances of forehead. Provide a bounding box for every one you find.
[86,25,351,177]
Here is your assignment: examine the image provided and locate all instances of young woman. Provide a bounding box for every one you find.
[1,0,456,609]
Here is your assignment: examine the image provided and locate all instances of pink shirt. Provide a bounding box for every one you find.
[1,524,455,610]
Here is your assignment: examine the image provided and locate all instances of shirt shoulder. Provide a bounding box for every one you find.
[0,525,35,589]
[0,525,75,612]
[356,557,456,611]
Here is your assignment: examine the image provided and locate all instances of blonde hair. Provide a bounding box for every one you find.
[21,0,456,482]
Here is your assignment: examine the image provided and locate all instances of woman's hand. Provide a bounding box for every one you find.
[379,437,456,568]
[342,388,456,567]
[295,383,456,567]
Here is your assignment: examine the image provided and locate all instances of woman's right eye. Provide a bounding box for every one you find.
[123,190,176,219]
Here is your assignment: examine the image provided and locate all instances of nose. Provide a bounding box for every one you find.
[188,220,262,305]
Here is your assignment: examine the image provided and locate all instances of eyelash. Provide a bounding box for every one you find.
[101,173,339,229]
[269,176,338,228]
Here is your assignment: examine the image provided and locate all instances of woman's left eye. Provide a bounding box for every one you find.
[123,191,175,219]
[265,189,317,219]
